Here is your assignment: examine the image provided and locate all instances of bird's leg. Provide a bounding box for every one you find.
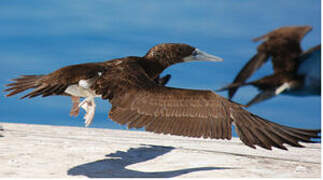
[83,98,96,127]
[79,96,96,127]
[70,96,80,117]
[154,74,171,86]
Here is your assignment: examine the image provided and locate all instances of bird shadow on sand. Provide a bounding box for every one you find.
[67,144,232,178]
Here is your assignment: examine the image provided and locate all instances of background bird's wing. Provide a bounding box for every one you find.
[93,63,320,150]
[227,52,269,99]
[243,72,299,107]
[245,90,276,107]
[298,44,321,64]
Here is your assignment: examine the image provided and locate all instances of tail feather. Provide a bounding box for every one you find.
[4,75,45,98]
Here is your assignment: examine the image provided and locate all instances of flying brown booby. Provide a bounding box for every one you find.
[4,43,320,150]
[217,26,321,107]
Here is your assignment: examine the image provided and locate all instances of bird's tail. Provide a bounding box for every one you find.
[4,75,45,99]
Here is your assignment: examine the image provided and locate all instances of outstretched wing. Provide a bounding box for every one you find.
[298,44,321,64]
[93,62,320,150]
[5,62,107,98]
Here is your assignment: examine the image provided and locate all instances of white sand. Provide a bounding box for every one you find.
[0,122,320,178]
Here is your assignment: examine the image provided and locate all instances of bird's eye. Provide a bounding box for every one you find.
[192,50,199,56]
[151,51,161,57]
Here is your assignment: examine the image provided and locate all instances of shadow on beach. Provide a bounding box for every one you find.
[68,144,231,178]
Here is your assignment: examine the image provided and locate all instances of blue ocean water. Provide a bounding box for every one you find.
[0,0,320,135]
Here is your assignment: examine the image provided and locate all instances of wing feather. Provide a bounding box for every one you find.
[108,85,320,150]
[95,60,320,150]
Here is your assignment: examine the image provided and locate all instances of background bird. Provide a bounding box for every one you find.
[217,26,321,107]
[4,43,320,150]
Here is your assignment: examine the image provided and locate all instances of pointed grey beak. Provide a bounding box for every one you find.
[184,48,223,62]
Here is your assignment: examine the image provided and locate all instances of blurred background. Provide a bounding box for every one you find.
[0,0,320,134]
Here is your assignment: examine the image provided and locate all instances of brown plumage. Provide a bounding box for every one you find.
[218,26,321,107]
[4,43,320,150]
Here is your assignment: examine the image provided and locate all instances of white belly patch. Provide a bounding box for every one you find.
[64,78,100,97]
[65,84,95,97]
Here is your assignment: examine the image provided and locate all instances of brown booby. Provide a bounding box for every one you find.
[217,26,321,107]
[5,43,320,150]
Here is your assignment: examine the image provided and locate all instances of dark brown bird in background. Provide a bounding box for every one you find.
[217,26,321,107]
[5,43,320,150]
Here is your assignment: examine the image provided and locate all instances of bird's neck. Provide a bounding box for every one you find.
[138,59,169,80]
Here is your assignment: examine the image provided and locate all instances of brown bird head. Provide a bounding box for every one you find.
[253,25,312,43]
[144,43,223,67]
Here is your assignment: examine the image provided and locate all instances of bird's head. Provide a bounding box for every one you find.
[253,25,312,43]
[144,43,223,67]
[289,26,313,41]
